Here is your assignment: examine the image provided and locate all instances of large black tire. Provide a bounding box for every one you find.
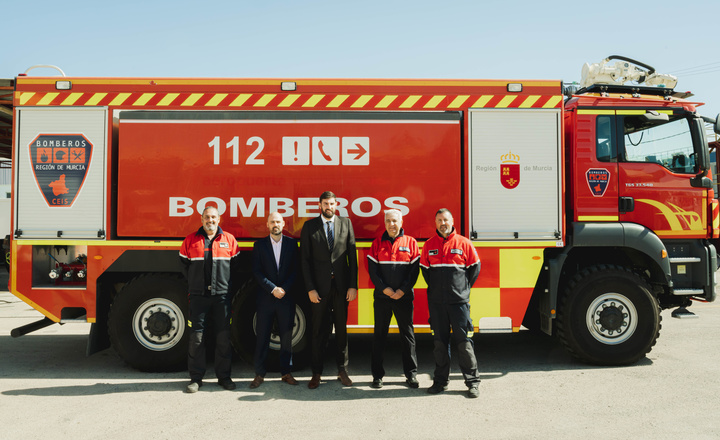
[231,281,310,372]
[556,265,661,365]
[108,274,189,372]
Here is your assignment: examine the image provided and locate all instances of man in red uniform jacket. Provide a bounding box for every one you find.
[420,208,481,398]
[367,209,420,389]
[179,206,239,393]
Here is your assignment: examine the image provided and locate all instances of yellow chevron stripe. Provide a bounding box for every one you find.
[472,95,493,107]
[133,93,155,106]
[327,95,349,108]
[205,93,228,107]
[496,96,517,108]
[182,93,203,106]
[155,93,177,106]
[400,95,421,108]
[519,95,540,108]
[424,95,446,108]
[375,95,397,108]
[85,93,107,106]
[448,95,470,108]
[302,95,325,107]
[543,96,563,108]
[278,94,301,107]
[37,93,59,105]
[229,94,252,107]
[351,95,373,108]
[109,93,131,106]
[18,92,35,105]
[61,93,83,106]
[254,94,276,107]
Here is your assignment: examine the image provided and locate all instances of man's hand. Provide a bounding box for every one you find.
[308,290,321,304]
[391,289,406,300]
[383,287,395,298]
[346,288,358,302]
[272,287,286,299]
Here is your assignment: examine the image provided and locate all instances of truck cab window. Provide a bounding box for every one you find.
[621,115,695,174]
[596,116,615,162]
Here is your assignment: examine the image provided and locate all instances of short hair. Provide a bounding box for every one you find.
[384,209,403,220]
[202,205,219,216]
[319,191,337,202]
[435,208,452,217]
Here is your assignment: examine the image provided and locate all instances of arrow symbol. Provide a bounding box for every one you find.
[346,143,367,160]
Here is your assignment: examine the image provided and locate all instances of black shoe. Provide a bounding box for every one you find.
[218,378,236,390]
[371,378,383,389]
[468,384,479,398]
[405,375,419,389]
[427,382,448,394]
[186,381,202,393]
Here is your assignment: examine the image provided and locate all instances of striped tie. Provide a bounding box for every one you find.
[326,222,334,251]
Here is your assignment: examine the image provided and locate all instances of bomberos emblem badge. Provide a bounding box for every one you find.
[29,134,93,207]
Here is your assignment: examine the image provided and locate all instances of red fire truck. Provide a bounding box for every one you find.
[6,56,718,371]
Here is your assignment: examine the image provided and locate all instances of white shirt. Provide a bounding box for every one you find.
[270,235,282,269]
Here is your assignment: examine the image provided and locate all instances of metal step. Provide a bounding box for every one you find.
[669,257,702,264]
[673,288,704,296]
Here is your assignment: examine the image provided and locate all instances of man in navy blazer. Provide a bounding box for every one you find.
[250,212,300,388]
[301,191,358,389]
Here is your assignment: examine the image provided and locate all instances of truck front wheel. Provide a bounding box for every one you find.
[557,265,661,365]
[108,274,189,372]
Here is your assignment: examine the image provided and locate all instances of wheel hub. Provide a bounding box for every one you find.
[133,298,185,351]
[586,293,638,345]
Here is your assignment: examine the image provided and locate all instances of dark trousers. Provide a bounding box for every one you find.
[371,295,417,380]
[254,295,295,376]
[427,301,480,387]
[310,282,349,374]
[188,294,232,382]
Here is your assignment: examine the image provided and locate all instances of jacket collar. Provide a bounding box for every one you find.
[436,227,456,241]
[382,228,405,243]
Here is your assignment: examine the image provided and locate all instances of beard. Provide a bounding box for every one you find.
[321,209,334,219]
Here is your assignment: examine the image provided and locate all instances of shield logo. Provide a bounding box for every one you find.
[500,151,520,189]
[29,134,93,207]
[586,168,610,197]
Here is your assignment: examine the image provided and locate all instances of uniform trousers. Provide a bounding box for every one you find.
[254,294,295,376]
[188,294,232,382]
[427,301,480,386]
[371,295,417,380]
[310,281,349,374]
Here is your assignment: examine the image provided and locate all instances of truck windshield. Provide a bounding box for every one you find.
[622,115,695,174]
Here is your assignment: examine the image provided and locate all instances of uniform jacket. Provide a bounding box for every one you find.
[419,228,480,304]
[301,215,358,295]
[252,235,299,301]
[367,229,420,300]
[179,227,239,296]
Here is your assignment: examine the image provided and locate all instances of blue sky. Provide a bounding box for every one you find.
[5,0,720,118]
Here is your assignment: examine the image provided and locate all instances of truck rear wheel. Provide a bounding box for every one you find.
[108,274,188,372]
[231,281,310,372]
[557,264,661,365]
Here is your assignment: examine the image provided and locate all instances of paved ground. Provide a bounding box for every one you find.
[1,276,719,439]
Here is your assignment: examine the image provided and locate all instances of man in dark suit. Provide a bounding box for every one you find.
[250,212,300,388]
[301,191,358,389]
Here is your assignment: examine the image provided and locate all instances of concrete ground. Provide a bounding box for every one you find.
[0,272,719,439]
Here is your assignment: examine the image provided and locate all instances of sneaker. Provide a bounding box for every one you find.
[405,375,419,389]
[468,384,480,398]
[371,378,383,389]
[427,382,448,395]
[186,381,202,393]
[218,378,236,391]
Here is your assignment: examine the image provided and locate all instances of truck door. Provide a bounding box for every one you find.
[15,108,107,239]
[616,110,707,238]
